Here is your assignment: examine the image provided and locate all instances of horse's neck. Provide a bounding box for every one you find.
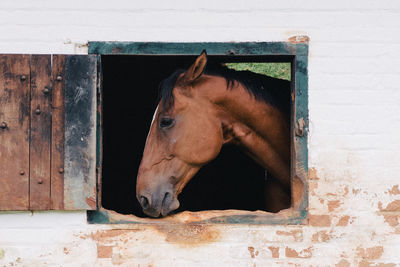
[206,79,291,188]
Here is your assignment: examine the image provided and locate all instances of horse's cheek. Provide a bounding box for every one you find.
[197,134,222,163]
[201,125,223,159]
[175,125,222,165]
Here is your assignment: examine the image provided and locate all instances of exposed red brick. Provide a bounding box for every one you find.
[268,246,279,258]
[111,253,124,265]
[388,185,400,195]
[248,246,258,258]
[328,200,342,212]
[320,231,332,242]
[382,200,400,212]
[311,233,319,242]
[288,35,310,44]
[309,181,318,196]
[343,186,349,196]
[359,260,396,267]
[97,245,113,258]
[312,231,331,242]
[383,214,399,227]
[337,216,350,226]
[356,246,384,260]
[276,230,303,242]
[309,214,331,227]
[154,224,220,247]
[285,247,312,258]
[335,259,350,267]
[90,230,132,241]
[309,168,319,180]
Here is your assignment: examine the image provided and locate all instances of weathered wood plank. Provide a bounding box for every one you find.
[64,55,97,210]
[50,55,66,210]
[292,49,309,216]
[0,55,30,210]
[29,55,52,210]
[95,55,103,209]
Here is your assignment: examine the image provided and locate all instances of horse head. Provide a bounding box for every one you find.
[136,51,224,217]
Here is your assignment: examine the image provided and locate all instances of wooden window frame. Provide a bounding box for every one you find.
[87,42,309,225]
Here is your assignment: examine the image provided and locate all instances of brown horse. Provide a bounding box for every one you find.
[136,51,291,217]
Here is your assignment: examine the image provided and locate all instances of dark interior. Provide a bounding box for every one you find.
[101,55,288,217]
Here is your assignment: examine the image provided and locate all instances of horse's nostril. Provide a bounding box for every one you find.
[140,196,150,209]
[162,192,170,208]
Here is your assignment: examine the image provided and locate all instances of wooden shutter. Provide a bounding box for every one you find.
[0,54,97,210]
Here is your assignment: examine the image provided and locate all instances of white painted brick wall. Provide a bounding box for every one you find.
[1,0,400,266]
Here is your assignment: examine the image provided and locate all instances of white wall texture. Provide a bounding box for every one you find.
[1,0,400,266]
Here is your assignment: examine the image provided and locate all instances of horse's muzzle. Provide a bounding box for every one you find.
[137,187,179,217]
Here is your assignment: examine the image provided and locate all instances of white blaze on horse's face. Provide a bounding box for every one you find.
[145,105,158,143]
[136,51,224,217]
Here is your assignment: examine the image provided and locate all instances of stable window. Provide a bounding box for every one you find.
[88,42,309,224]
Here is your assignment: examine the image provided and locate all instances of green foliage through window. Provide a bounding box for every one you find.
[226,62,291,81]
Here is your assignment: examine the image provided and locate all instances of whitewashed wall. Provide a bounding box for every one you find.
[1,0,400,266]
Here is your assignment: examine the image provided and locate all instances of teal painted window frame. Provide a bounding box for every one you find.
[87,42,308,224]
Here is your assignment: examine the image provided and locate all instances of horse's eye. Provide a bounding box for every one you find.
[160,117,175,129]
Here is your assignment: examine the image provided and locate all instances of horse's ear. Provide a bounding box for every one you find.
[182,50,207,84]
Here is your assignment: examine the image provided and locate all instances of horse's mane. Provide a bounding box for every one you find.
[159,63,291,115]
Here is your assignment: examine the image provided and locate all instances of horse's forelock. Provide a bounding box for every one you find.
[159,69,185,111]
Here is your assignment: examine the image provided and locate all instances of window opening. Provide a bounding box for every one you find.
[101,55,292,217]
